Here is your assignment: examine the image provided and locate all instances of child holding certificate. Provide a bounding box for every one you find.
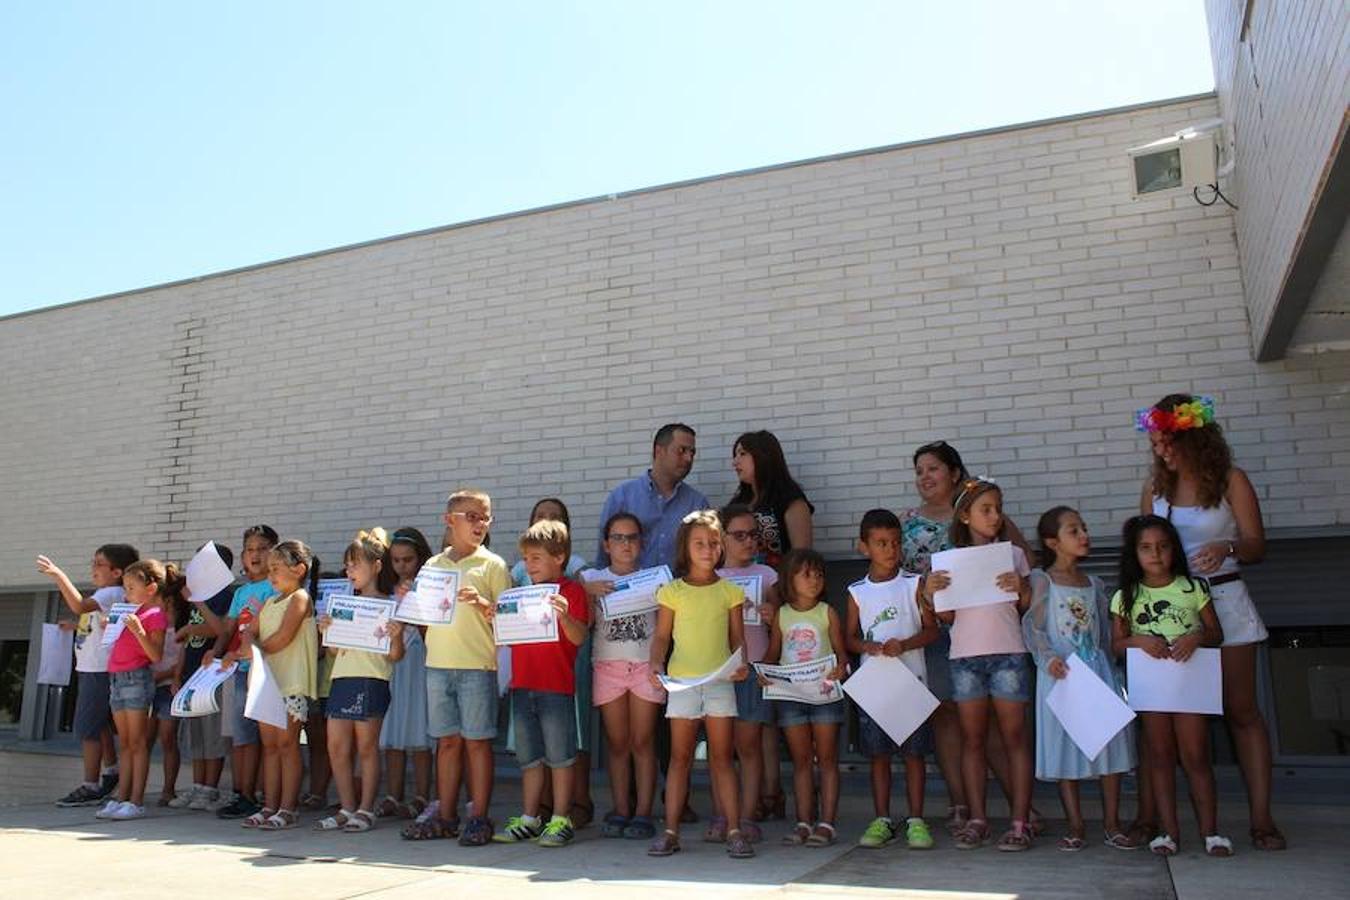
[1023,507,1136,852]
[1110,515,1227,858]
[493,520,589,848]
[764,549,847,848]
[845,509,939,851]
[714,503,779,845]
[378,527,435,820]
[589,513,664,841]
[924,479,1034,852]
[238,540,320,830]
[314,529,406,833]
[647,510,753,860]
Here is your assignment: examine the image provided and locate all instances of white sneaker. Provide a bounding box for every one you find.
[206,790,236,812]
[189,787,219,811]
[95,799,122,819]
[110,801,145,820]
[168,787,200,809]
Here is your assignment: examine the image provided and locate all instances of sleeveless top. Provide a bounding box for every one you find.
[850,573,927,682]
[778,602,833,665]
[1151,496,1239,578]
[898,508,951,574]
[259,590,318,699]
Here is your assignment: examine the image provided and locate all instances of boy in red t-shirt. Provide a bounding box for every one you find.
[493,519,589,848]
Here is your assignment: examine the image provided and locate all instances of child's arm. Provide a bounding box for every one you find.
[1021,572,1065,677]
[257,592,312,655]
[647,607,675,687]
[844,594,877,657]
[825,606,847,681]
[316,616,339,657]
[385,620,406,663]
[35,557,100,615]
[550,593,589,647]
[125,613,166,664]
[1169,602,1223,662]
[908,591,941,652]
[1111,613,1168,659]
[727,600,748,680]
[923,571,955,625]
[996,570,1032,613]
[759,614,784,684]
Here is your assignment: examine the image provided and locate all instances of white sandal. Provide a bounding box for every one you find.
[259,809,299,831]
[1149,833,1178,856]
[313,809,354,831]
[344,809,375,832]
[241,808,276,829]
[1204,834,1234,857]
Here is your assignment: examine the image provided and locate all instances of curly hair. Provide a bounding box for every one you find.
[1148,393,1232,508]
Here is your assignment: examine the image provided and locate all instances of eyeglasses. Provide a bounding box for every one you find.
[725,529,758,542]
[450,512,493,527]
[606,533,640,545]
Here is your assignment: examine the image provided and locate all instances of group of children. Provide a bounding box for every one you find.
[38,480,1233,859]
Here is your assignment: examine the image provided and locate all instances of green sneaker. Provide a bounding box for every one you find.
[906,817,934,849]
[859,816,897,848]
[493,814,543,843]
[537,815,576,848]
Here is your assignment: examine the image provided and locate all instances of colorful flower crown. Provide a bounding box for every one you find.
[1135,396,1216,433]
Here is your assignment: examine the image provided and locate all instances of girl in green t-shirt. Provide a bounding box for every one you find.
[1109,515,1226,858]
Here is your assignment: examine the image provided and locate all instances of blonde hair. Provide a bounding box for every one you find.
[519,519,570,560]
[674,509,724,576]
[344,527,390,566]
[446,488,491,510]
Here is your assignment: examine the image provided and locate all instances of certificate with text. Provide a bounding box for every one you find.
[494,584,560,646]
[723,573,764,625]
[395,566,460,626]
[322,595,397,654]
[599,565,672,621]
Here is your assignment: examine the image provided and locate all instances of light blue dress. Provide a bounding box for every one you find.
[1022,570,1136,781]
[379,625,430,750]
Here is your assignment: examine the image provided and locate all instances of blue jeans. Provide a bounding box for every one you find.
[511,688,577,769]
[949,653,1032,703]
[426,667,498,740]
[858,709,933,759]
[109,668,154,713]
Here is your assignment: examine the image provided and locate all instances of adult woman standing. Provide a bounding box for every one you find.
[1137,394,1285,851]
[900,441,1034,835]
[729,430,814,820]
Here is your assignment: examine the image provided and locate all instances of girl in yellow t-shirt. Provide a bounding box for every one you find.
[1110,514,1226,858]
[315,529,406,833]
[647,510,753,860]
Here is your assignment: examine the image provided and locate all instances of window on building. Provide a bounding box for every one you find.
[0,640,29,725]
[1268,627,1350,758]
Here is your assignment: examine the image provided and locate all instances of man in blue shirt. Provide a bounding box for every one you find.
[596,423,710,569]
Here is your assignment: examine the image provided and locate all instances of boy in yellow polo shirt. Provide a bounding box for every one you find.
[401,489,509,846]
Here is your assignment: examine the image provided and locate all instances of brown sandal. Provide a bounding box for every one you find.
[1250,826,1287,851]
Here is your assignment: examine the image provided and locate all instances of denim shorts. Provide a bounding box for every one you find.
[109,668,155,713]
[858,709,933,759]
[231,667,260,746]
[924,628,954,701]
[426,667,498,740]
[776,698,846,728]
[511,688,577,769]
[949,653,1032,703]
[734,676,775,725]
[151,684,174,718]
[665,680,737,719]
[327,677,392,721]
[74,671,112,740]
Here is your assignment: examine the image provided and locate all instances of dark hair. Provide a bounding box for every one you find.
[948,479,1006,548]
[778,548,827,606]
[1035,506,1078,569]
[859,508,902,541]
[529,497,571,530]
[196,541,234,573]
[242,524,279,547]
[718,503,756,528]
[96,543,140,572]
[1148,393,1233,509]
[673,510,722,577]
[912,441,969,480]
[653,423,695,450]
[602,512,642,539]
[124,559,189,625]
[729,430,808,514]
[382,527,433,595]
[270,540,321,604]
[1117,514,1197,624]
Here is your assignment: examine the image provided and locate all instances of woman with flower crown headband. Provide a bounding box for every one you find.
[1136,393,1285,852]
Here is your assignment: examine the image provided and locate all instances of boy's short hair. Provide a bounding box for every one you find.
[519,519,571,560]
[96,543,140,572]
[859,508,902,541]
[653,422,695,450]
[446,488,491,510]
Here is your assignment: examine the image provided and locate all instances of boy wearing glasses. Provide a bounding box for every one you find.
[412,489,510,846]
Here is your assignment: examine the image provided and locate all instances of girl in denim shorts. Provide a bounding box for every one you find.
[925,479,1035,853]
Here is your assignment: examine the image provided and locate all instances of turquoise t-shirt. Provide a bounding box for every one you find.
[228,579,274,671]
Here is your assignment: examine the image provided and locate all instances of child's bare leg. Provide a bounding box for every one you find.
[1143,713,1180,839]
[601,698,633,817]
[327,720,356,812]
[1059,780,1084,838]
[783,724,817,825]
[706,716,740,833]
[385,748,407,801]
[870,756,892,818]
[436,735,463,819]
[956,700,990,822]
[904,754,926,819]
[630,695,660,818]
[812,722,840,825]
[931,702,966,810]
[1174,713,1218,838]
[1102,773,1124,836]
[990,699,1032,823]
[734,720,763,824]
[663,719,700,835]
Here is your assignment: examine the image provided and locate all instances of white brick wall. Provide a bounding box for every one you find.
[1206,0,1350,353]
[3,95,1349,587]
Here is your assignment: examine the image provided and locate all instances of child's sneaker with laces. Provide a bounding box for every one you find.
[56,783,104,807]
[95,799,122,819]
[190,787,221,811]
[493,814,543,843]
[168,787,201,809]
[110,801,145,820]
[906,817,934,849]
[537,815,576,848]
[859,816,897,848]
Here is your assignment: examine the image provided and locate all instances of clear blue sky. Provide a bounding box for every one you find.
[0,1,1214,316]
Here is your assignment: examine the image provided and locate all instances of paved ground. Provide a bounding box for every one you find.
[3,777,1345,899]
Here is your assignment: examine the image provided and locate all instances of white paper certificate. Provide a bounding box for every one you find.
[171,661,237,718]
[395,566,460,626]
[100,602,140,649]
[755,654,844,704]
[494,584,560,646]
[38,624,73,686]
[659,651,742,693]
[1046,653,1136,760]
[842,656,940,747]
[1126,647,1223,715]
[315,578,353,619]
[723,573,764,625]
[323,595,396,654]
[185,542,235,602]
[599,565,671,621]
[929,542,1018,612]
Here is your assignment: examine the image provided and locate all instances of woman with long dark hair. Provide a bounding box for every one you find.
[729,431,814,569]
